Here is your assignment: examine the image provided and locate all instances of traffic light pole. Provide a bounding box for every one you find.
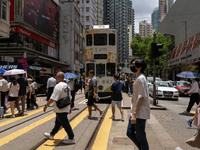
[153,34,157,105]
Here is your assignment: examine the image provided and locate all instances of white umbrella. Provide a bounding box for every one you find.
[3,69,26,76]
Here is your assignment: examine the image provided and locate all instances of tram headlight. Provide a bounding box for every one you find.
[98,85,103,90]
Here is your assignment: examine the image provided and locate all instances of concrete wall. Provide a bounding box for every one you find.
[160,0,200,46]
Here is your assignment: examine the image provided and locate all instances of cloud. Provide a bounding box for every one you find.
[132,0,158,33]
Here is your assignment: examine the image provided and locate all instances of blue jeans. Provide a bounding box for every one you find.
[51,113,74,140]
[127,117,149,150]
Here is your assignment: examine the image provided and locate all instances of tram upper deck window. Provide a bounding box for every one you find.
[86,34,92,46]
[96,64,105,77]
[107,63,115,76]
[86,63,95,76]
[94,34,107,46]
[109,34,115,45]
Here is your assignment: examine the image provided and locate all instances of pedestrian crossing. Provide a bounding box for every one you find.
[0,96,113,150]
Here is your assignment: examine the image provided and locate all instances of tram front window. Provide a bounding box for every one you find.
[96,64,105,77]
[86,63,95,77]
[94,34,107,46]
[107,63,115,76]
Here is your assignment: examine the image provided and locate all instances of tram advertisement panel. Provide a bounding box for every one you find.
[107,52,117,64]
[85,48,94,61]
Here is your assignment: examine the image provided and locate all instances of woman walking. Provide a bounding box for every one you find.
[7,76,20,118]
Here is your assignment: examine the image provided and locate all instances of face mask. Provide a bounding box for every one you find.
[130,66,138,73]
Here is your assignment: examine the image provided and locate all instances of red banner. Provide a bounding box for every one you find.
[10,26,56,48]
[10,0,14,21]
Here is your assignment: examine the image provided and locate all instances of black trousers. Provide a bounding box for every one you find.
[0,92,6,111]
[47,87,54,101]
[27,93,38,109]
[186,93,200,112]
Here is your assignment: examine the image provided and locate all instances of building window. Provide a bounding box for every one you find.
[86,25,90,30]
[1,0,7,20]
[86,0,89,3]
[86,7,89,12]
[86,16,90,22]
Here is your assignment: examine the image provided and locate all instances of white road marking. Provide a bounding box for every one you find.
[78,99,87,104]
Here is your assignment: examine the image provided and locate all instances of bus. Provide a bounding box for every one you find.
[85,25,117,100]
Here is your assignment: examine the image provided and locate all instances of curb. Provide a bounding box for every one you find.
[122,105,167,110]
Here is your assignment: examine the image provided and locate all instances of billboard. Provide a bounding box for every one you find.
[24,0,59,40]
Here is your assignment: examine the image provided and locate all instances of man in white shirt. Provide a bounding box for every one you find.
[127,58,150,150]
[43,72,75,145]
[0,74,8,113]
[180,78,200,115]
[46,74,57,101]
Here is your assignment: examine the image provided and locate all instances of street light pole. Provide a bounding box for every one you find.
[185,21,188,71]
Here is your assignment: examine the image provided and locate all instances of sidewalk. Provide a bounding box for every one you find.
[107,93,180,150]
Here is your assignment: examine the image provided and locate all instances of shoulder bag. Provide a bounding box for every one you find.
[56,87,71,109]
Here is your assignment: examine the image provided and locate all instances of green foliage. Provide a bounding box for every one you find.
[130,32,175,79]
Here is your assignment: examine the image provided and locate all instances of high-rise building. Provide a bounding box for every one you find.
[0,0,10,38]
[139,20,153,37]
[104,0,129,65]
[151,7,159,31]
[128,0,135,37]
[97,0,104,25]
[75,0,97,30]
[128,25,133,59]
[159,0,174,22]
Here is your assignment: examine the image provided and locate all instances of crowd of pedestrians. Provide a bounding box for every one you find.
[0,74,39,117]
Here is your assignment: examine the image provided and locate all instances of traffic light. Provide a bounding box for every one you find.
[151,42,163,58]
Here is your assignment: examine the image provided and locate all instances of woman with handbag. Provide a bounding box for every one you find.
[7,76,20,118]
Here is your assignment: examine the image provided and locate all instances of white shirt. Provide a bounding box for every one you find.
[7,82,20,97]
[131,74,150,120]
[50,82,71,113]
[47,77,57,88]
[0,78,8,92]
[188,80,199,94]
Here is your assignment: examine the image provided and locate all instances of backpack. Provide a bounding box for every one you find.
[74,81,79,92]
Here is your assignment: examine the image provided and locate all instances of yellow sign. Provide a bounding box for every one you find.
[107,52,117,64]
[85,48,93,61]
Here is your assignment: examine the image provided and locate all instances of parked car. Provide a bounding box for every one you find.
[149,81,179,100]
[175,81,191,96]
[147,77,162,87]
[167,81,176,87]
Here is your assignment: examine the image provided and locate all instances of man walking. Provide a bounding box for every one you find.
[127,58,150,150]
[43,72,75,145]
[46,74,56,101]
[0,74,8,113]
[180,78,200,115]
[16,74,28,116]
[84,70,103,119]
[109,74,124,121]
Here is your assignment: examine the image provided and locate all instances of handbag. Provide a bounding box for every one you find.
[56,87,71,109]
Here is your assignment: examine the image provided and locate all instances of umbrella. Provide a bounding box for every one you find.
[0,68,6,74]
[64,73,78,79]
[176,71,200,79]
[3,69,26,76]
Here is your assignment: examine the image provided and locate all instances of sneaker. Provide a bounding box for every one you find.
[179,111,190,115]
[187,119,193,127]
[109,116,115,120]
[10,115,15,118]
[121,117,124,122]
[44,132,54,140]
[62,139,75,145]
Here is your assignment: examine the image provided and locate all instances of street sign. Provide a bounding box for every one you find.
[4,56,14,62]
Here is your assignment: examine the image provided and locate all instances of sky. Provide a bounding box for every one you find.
[132,0,159,33]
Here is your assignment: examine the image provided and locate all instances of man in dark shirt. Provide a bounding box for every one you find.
[16,74,28,116]
[110,74,124,121]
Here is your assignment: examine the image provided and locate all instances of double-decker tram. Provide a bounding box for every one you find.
[85,25,117,100]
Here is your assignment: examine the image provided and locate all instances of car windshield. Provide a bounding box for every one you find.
[177,82,190,87]
[156,82,171,87]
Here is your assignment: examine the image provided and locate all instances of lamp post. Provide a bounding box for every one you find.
[172,20,188,71]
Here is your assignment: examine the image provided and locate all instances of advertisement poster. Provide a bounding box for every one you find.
[85,48,93,61]
[107,52,117,63]
[24,0,59,40]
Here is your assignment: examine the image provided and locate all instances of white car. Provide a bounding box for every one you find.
[149,81,179,100]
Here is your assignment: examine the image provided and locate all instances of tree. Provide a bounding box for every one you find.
[130,32,175,79]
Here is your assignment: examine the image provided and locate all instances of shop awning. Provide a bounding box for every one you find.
[39,56,69,66]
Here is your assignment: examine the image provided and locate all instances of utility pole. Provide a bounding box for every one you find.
[166,46,168,81]
[153,34,157,105]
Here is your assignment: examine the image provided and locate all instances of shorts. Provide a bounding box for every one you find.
[111,100,122,108]
[8,96,18,101]
[87,96,96,106]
